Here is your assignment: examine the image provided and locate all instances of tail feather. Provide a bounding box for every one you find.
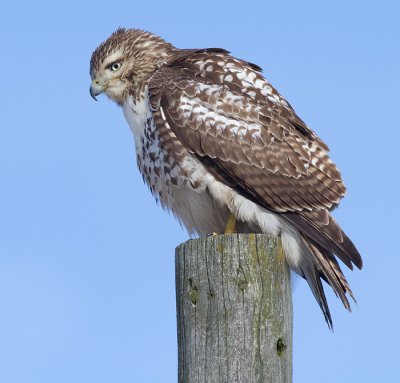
[301,264,333,328]
[298,235,357,329]
[285,210,363,271]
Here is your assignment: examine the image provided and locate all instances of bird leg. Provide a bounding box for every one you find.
[224,213,237,234]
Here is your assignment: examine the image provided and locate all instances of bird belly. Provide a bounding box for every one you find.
[122,93,229,235]
[170,185,230,236]
[122,92,295,253]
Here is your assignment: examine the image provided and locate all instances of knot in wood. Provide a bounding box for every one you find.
[187,278,198,306]
[277,337,287,357]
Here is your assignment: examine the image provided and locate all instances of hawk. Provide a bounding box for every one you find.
[90,28,362,327]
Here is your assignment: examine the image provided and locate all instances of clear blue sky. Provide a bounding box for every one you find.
[1,1,398,382]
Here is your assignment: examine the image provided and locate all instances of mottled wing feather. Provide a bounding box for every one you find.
[150,56,343,210]
[285,210,362,269]
[149,50,362,269]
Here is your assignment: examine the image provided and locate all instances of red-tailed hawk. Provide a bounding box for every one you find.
[90,28,362,327]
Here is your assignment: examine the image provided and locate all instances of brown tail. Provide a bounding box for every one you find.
[285,210,363,271]
[300,235,356,329]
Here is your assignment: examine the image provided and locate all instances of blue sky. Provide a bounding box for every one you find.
[1,0,399,381]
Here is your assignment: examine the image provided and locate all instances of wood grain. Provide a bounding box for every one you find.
[175,234,292,383]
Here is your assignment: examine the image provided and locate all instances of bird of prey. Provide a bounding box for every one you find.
[90,28,362,327]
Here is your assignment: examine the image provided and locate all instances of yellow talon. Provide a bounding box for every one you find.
[224,213,237,234]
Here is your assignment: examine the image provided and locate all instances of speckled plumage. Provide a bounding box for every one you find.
[90,28,362,327]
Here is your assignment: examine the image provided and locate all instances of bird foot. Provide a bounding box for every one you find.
[206,232,220,237]
[224,213,237,234]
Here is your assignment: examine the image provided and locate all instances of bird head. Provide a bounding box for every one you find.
[90,28,175,104]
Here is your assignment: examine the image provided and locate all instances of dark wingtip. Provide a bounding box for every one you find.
[246,61,263,72]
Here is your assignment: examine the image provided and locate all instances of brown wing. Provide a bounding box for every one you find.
[149,50,362,270]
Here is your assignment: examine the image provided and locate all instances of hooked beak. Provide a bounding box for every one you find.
[90,79,106,101]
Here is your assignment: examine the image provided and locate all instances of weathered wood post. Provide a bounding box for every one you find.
[175,234,293,383]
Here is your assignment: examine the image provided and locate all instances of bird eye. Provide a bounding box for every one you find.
[109,62,122,71]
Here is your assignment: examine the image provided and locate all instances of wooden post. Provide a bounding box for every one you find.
[175,234,292,383]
